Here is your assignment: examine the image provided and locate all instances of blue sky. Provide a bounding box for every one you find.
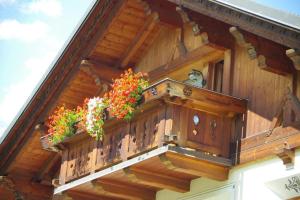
[0,0,299,140]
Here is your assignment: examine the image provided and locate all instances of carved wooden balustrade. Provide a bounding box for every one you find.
[40,79,247,185]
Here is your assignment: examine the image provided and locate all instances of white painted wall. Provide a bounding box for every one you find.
[156,149,300,200]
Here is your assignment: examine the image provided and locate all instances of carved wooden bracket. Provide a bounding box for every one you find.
[286,49,300,70]
[276,146,295,168]
[229,27,257,59]
[35,123,47,137]
[175,6,207,55]
[80,60,109,94]
[267,88,300,137]
[0,176,24,200]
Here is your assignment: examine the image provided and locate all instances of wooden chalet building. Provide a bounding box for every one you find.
[1,0,300,199]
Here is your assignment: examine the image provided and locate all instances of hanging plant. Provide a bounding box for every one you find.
[47,106,85,144]
[107,68,149,121]
[85,97,108,140]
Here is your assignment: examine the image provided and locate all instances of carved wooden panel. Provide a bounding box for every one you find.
[65,138,94,182]
[186,108,232,157]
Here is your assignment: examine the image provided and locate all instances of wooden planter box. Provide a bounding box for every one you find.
[40,79,247,184]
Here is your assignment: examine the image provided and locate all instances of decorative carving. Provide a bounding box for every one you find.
[267,88,300,137]
[183,86,192,96]
[286,49,300,70]
[193,115,200,126]
[0,176,24,200]
[229,26,257,59]
[80,61,109,94]
[184,69,206,88]
[210,120,217,138]
[285,176,300,193]
[276,146,295,168]
[150,87,158,96]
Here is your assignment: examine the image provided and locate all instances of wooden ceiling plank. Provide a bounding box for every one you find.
[123,6,147,18]
[91,179,156,200]
[108,25,137,40]
[123,167,190,193]
[117,12,145,27]
[120,12,159,68]
[159,152,229,181]
[99,39,129,51]
[34,152,60,184]
[103,32,132,45]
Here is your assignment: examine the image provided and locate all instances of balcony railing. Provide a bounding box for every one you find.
[41,78,247,185]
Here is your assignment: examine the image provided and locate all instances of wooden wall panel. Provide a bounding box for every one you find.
[232,45,292,137]
[136,25,205,74]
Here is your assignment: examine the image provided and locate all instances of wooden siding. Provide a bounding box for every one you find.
[232,45,292,137]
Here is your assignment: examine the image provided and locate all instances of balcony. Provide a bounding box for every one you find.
[41,79,247,198]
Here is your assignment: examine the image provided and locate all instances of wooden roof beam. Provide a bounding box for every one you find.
[123,167,190,193]
[90,179,156,200]
[120,12,159,68]
[159,152,229,181]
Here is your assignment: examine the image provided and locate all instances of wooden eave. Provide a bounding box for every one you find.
[168,0,300,49]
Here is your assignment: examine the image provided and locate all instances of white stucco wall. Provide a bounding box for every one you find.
[156,149,300,200]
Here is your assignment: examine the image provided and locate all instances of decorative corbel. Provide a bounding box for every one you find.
[286,49,300,70]
[176,6,206,51]
[276,144,295,169]
[266,88,300,137]
[35,122,47,137]
[229,27,257,59]
[80,60,109,94]
[0,176,24,200]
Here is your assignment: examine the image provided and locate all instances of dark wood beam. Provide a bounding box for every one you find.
[120,12,159,68]
[123,167,190,193]
[159,152,229,181]
[146,0,182,28]
[91,179,156,200]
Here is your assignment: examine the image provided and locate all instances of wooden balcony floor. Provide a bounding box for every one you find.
[54,145,231,200]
